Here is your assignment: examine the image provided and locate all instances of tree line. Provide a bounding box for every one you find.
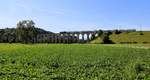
[0,20,51,44]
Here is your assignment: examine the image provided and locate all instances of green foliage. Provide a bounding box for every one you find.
[102,34,110,43]
[97,29,103,37]
[107,31,113,35]
[0,44,150,79]
[16,20,38,43]
[0,28,16,43]
[91,34,96,40]
[139,32,144,35]
[114,29,122,34]
[101,32,114,44]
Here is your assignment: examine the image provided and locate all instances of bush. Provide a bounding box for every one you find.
[114,30,122,34]
[107,31,112,35]
[102,34,114,44]
[140,32,144,35]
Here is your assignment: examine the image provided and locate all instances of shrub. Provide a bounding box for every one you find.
[114,30,122,34]
[140,32,144,35]
[102,33,114,44]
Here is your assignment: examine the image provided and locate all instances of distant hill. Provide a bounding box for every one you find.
[90,31,150,44]
[0,28,54,34]
[36,28,54,34]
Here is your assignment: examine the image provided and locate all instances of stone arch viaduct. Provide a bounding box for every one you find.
[36,31,98,43]
[60,31,98,43]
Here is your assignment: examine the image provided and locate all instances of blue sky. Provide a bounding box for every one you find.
[0,0,150,32]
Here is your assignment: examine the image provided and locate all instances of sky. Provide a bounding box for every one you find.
[0,0,150,32]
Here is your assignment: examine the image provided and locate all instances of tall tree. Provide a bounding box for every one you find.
[16,20,38,43]
[97,30,103,37]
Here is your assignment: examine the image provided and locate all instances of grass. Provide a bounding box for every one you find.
[110,31,150,44]
[90,37,103,44]
[91,31,150,44]
[0,44,150,79]
[103,44,150,49]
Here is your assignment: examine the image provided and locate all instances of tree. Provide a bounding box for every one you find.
[97,30,103,37]
[107,31,112,35]
[114,29,122,34]
[0,28,16,43]
[91,34,96,40]
[102,34,110,44]
[102,33,114,44]
[7,28,16,43]
[16,20,38,43]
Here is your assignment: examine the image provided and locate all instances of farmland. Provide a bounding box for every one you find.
[110,31,150,44]
[90,31,150,44]
[0,44,150,80]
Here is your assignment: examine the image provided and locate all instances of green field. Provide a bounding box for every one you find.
[110,31,150,44]
[0,44,150,80]
[91,31,150,44]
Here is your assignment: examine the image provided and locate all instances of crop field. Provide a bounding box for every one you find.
[0,44,150,80]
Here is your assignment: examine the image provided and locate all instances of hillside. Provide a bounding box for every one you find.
[90,31,150,44]
[90,37,103,44]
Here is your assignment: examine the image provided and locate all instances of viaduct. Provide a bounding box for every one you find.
[36,31,98,43]
[35,29,136,43]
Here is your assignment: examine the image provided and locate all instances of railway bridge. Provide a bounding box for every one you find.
[60,31,98,43]
[36,30,98,43]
